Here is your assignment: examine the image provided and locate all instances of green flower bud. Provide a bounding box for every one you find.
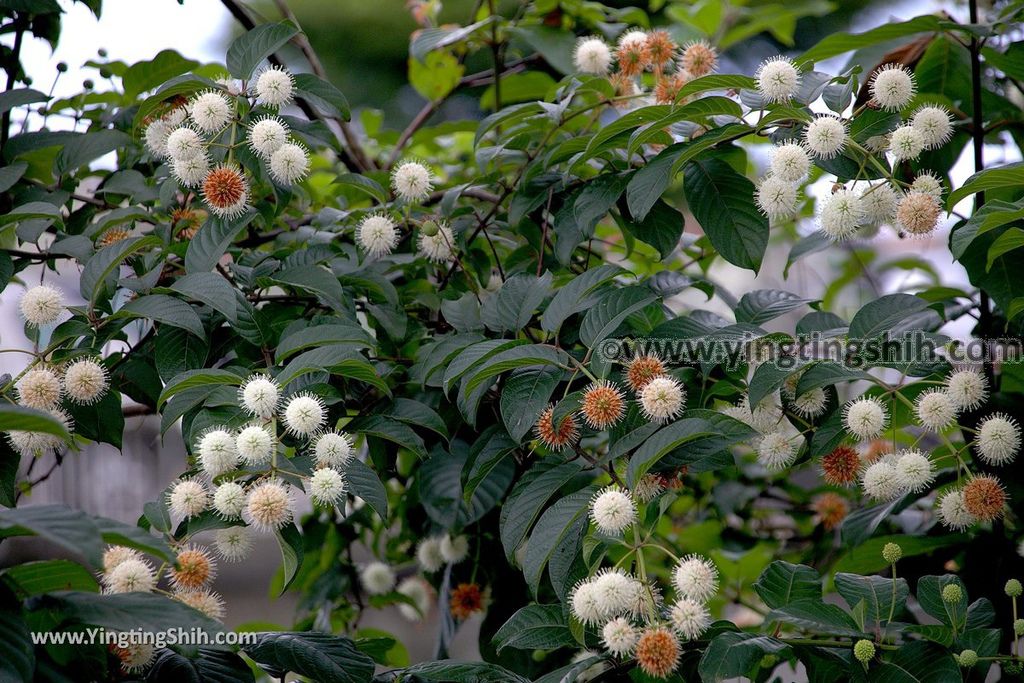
[421,221,439,237]
[83,79,94,90]
[957,650,978,667]
[98,48,108,57]
[942,584,963,604]
[1014,618,1024,636]
[1006,579,1023,597]
[853,639,875,664]
[882,542,903,564]
[56,62,68,72]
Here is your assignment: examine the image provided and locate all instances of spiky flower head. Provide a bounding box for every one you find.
[360,561,396,595]
[282,393,326,437]
[417,536,445,572]
[894,449,934,493]
[625,355,666,392]
[170,545,216,590]
[269,142,310,185]
[635,627,680,679]
[673,554,718,601]
[861,461,901,501]
[574,37,612,75]
[312,431,354,467]
[915,390,957,431]
[911,172,944,200]
[397,576,433,621]
[591,487,636,535]
[755,176,799,222]
[957,650,978,668]
[248,116,288,157]
[791,387,828,418]
[255,66,294,108]
[19,284,64,326]
[853,639,875,663]
[449,582,484,620]
[196,428,239,478]
[440,534,469,563]
[889,125,924,162]
[188,91,231,132]
[1005,579,1022,597]
[309,467,346,506]
[17,367,62,408]
[202,165,249,218]
[640,376,685,422]
[882,542,903,564]
[937,489,977,531]
[212,482,247,519]
[6,407,71,457]
[143,109,185,157]
[803,114,847,159]
[681,41,716,77]
[602,616,638,657]
[392,160,433,203]
[535,405,579,451]
[213,526,253,562]
[895,191,940,236]
[975,413,1020,465]
[756,56,800,104]
[962,475,1006,522]
[819,188,864,241]
[236,424,275,466]
[843,397,887,440]
[942,583,963,603]
[175,589,226,620]
[357,214,399,258]
[172,153,210,188]
[166,126,204,160]
[113,642,156,673]
[911,105,953,149]
[570,580,602,625]
[769,142,811,182]
[168,478,208,519]
[812,492,848,530]
[860,183,899,225]
[669,598,710,640]
[239,374,279,419]
[821,445,861,486]
[103,557,156,594]
[869,64,916,111]
[632,474,665,503]
[417,220,455,262]
[644,30,677,70]
[581,381,626,429]
[245,480,293,531]
[616,29,651,78]
[757,431,797,471]
[102,546,140,574]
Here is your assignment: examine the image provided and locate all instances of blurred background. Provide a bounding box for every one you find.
[1,0,1012,666]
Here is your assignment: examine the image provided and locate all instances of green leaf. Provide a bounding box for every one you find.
[873,641,959,682]
[683,157,769,272]
[133,74,218,128]
[273,265,347,313]
[0,604,33,683]
[753,561,822,609]
[388,661,531,683]
[122,49,199,98]
[699,632,791,682]
[0,506,101,568]
[835,573,908,628]
[80,235,161,304]
[847,293,934,339]
[169,272,238,323]
[579,286,658,348]
[985,225,1024,270]
[540,264,622,334]
[0,161,28,193]
[418,443,513,528]
[480,272,552,334]
[243,632,373,683]
[275,524,303,594]
[293,72,350,120]
[463,425,517,505]
[411,18,492,62]
[463,345,569,394]
[950,198,1024,259]
[0,404,73,442]
[147,649,256,683]
[621,199,685,259]
[522,486,595,597]
[574,172,632,230]
[158,369,242,407]
[184,214,253,274]
[626,417,754,485]
[341,458,388,519]
[800,16,943,63]
[226,21,300,79]
[500,367,561,443]
[349,415,423,457]
[917,575,967,629]
[765,599,865,637]
[841,497,907,546]
[333,172,386,203]
[735,289,814,325]
[0,87,48,114]
[119,294,205,337]
[500,460,585,561]
[408,51,464,102]
[1,560,99,596]
[947,162,1024,209]
[492,605,574,652]
[0,201,63,229]
[277,347,388,395]
[56,130,131,175]
[275,322,375,362]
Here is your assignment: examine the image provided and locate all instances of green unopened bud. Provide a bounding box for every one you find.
[98,48,108,57]
[853,639,875,664]
[56,62,68,72]
[83,79,94,89]
[942,584,963,604]
[1014,618,1024,636]
[882,542,903,564]
[957,650,978,667]
[421,220,439,237]
[1006,579,1023,597]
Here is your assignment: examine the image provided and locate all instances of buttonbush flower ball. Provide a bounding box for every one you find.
[269,142,310,185]
[248,116,288,157]
[937,489,977,530]
[392,160,433,203]
[397,577,433,621]
[812,492,849,530]
[602,617,638,656]
[188,91,231,132]
[245,480,293,531]
[889,125,925,162]
[862,461,901,501]
[673,554,718,601]
[102,546,139,574]
[755,176,799,222]
[239,374,279,419]
[357,214,399,258]
[236,424,275,466]
[821,445,861,486]
[869,64,916,111]
[625,354,666,392]
[104,557,156,594]
[860,183,899,225]
[645,31,677,71]
[17,367,62,408]
[804,115,847,159]
[912,105,954,149]
[962,475,1006,522]
[669,598,711,640]
[282,393,326,437]
[172,153,210,188]
[214,527,253,562]
[844,397,888,439]
[755,56,800,103]
[975,413,1020,464]
[591,487,636,535]
[570,579,604,625]
[911,172,944,200]
[681,41,716,77]
[313,431,354,467]
[915,390,957,431]
[166,126,204,160]
[440,534,469,563]
[639,376,685,421]
[168,479,208,519]
[417,537,446,572]
[143,108,185,157]
[580,381,626,429]
[635,627,680,679]
[895,191,941,236]
[202,165,249,217]
[212,482,247,519]
[592,569,640,616]
[170,545,216,590]
[19,284,64,326]
[360,561,396,595]
[309,467,346,506]
[894,449,935,492]
[6,408,72,457]
[757,431,797,470]
[573,37,612,75]
[418,220,455,262]
[535,405,579,451]
[769,142,811,182]
[255,66,294,108]
[196,428,239,478]
[633,474,666,502]
[945,369,987,411]
[819,188,864,241]
[616,30,650,78]
[176,589,226,620]
[791,387,828,418]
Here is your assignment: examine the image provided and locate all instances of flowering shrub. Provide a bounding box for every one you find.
[3,0,1024,681]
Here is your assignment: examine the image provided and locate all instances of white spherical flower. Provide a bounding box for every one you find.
[103,546,140,574]
[417,221,455,263]
[114,642,156,673]
[639,376,685,422]
[213,526,253,562]
[859,183,900,225]
[910,172,943,201]
[669,598,710,640]
[803,115,847,159]
[313,431,353,467]
[673,554,718,601]
[269,142,310,185]
[888,125,924,162]
[861,461,900,501]
[239,374,279,419]
[245,480,293,531]
[168,479,208,519]
[591,487,636,535]
[894,449,934,493]
[392,161,433,203]
[196,428,239,478]
[819,188,864,241]
[592,569,640,617]
[417,536,446,572]
[236,424,275,466]
[911,105,953,149]
[915,390,957,431]
[757,431,797,471]
[756,56,801,104]
[792,388,828,418]
[618,30,648,50]
[215,76,242,96]
[357,214,399,258]
[746,394,783,434]
[17,367,62,408]
[570,579,604,626]
[844,397,888,439]
[945,370,987,411]
[166,126,205,160]
[6,407,72,457]
[574,37,613,75]
[282,393,326,437]
[212,482,247,519]
[309,467,346,506]
[869,64,916,112]
[19,284,64,326]
[602,616,638,657]
[937,489,976,530]
[632,474,665,503]
[144,117,173,157]
[770,142,811,182]
[755,176,799,222]
[440,534,469,563]
[176,589,226,621]
[188,91,231,133]
[976,413,1021,465]
[103,558,156,594]
[247,116,288,158]
[360,561,396,595]
[255,67,295,108]
[397,577,433,621]
[171,153,210,188]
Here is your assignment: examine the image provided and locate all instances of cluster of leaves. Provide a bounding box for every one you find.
[3,0,1024,681]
